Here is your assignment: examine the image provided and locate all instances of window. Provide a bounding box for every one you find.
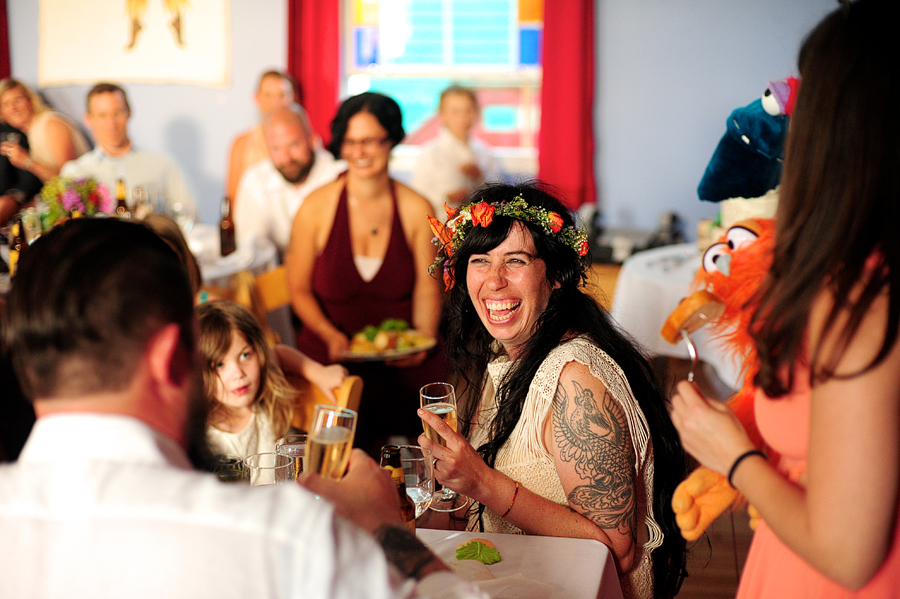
[343,0,543,174]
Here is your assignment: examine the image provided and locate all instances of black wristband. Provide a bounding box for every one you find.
[727,449,766,488]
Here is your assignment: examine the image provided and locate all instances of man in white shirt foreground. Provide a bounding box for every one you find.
[235,105,345,256]
[0,218,482,599]
[60,82,196,219]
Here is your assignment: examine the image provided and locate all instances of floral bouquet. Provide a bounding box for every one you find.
[39,176,114,230]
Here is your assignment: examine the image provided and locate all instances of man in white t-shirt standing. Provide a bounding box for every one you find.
[235,105,345,256]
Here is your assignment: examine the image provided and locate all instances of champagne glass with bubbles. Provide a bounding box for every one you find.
[420,382,469,512]
[306,405,357,480]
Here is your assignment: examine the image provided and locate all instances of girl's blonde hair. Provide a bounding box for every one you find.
[0,78,49,124]
[196,300,295,436]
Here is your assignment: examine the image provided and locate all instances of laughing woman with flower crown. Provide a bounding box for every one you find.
[417,183,687,599]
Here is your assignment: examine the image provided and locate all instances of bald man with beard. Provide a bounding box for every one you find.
[234,105,346,257]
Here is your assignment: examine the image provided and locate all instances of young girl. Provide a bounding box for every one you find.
[198,300,341,458]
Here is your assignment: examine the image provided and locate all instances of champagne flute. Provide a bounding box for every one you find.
[306,405,357,480]
[398,445,434,518]
[275,433,307,481]
[420,382,469,512]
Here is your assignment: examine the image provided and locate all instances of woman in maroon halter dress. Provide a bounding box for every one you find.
[286,93,446,455]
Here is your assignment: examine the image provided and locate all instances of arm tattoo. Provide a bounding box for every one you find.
[372,525,444,580]
[552,379,636,537]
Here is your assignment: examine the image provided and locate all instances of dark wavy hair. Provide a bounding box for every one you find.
[444,182,687,598]
[752,0,900,397]
[327,92,405,159]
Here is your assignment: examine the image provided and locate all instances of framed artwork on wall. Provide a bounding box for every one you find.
[38,0,230,87]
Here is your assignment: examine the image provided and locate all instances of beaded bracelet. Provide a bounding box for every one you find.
[727,449,766,488]
[501,480,520,518]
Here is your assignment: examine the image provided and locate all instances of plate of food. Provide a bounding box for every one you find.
[343,318,436,361]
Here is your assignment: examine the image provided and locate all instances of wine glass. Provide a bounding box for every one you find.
[275,433,307,481]
[243,452,292,486]
[397,445,434,518]
[420,382,469,512]
[306,405,357,480]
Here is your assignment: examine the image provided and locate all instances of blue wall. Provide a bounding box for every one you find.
[596,0,831,233]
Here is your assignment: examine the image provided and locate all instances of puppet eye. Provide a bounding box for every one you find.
[703,242,728,273]
[762,88,781,116]
[726,225,759,251]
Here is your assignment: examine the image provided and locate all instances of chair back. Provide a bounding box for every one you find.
[287,374,363,432]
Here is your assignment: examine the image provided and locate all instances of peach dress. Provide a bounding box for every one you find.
[737,367,900,598]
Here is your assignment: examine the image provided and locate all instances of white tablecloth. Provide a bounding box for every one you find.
[610,243,742,390]
[417,529,623,599]
[186,223,278,286]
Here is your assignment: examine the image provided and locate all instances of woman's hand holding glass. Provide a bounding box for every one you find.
[670,380,756,477]
[416,405,487,504]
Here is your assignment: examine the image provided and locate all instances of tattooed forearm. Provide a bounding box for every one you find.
[373,525,448,580]
[552,380,636,536]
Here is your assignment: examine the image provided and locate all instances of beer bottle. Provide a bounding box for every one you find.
[380,445,416,532]
[8,213,25,278]
[115,178,130,218]
[219,196,236,256]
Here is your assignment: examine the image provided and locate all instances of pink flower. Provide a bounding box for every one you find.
[471,202,496,227]
[97,186,114,213]
[548,212,564,234]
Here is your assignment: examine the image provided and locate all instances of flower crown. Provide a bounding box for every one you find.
[427,195,590,290]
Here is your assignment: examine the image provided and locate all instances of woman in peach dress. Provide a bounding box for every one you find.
[671,1,900,597]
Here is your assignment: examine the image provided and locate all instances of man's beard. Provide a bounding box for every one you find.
[183,369,216,471]
[277,155,314,184]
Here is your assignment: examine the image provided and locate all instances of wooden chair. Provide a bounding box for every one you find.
[287,373,364,432]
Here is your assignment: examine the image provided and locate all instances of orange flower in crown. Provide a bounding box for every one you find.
[427,194,591,291]
[470,201,496,227]
[548,212,564,234]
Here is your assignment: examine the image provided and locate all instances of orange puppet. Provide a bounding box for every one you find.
[662,218,776,541]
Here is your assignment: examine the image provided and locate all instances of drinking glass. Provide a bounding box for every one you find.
[306,405,357,480]
[275,433,307,481]
[2,132,21,145]
[212,454,249,484]
[243,452,292,486]
[398,445,434,518]
[132,187,153,219]
[169,199,193,234]
[420,382,469,512]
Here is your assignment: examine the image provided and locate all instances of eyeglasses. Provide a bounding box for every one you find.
[342,135,390,150]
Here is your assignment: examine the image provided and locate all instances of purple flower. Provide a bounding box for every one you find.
[61,189,81,212]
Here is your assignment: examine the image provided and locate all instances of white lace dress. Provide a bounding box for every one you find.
[466,336,661,599]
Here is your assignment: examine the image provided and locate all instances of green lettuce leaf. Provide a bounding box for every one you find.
[455,540,501,565]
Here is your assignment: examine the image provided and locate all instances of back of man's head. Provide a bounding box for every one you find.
[2,218,194,400]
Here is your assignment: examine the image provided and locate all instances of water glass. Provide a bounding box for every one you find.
[398,445,434,518]
[275,433,307,481]
[243,452,292,486]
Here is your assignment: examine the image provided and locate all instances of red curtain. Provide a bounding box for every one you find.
[537,0,596,209]
[0,0,11,79]
[286,0,341,148]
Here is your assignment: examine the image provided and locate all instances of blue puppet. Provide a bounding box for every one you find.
[698,77,799,202]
